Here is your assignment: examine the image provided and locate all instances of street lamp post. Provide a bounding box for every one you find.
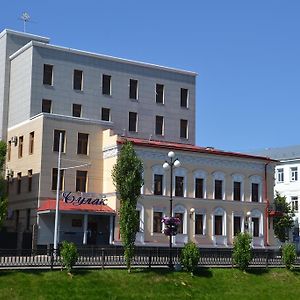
[163,151,181,269]
[245,211,251,234]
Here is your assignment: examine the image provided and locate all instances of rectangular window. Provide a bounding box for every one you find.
[195,214,204,235]
[277,168,284,183]
[18,136,23,158]
[214,215,223,235]
[43,64,53,85]
[17,172,21,194]
[155,116,164,135]
[180,88,188,108]
[153,212,162,233]
[290,167,298,181]
[251,183,259,202]
[175,213,183,234]
[73,69,83,90]
[101,107,110,121]
[26,209,30,231]
[28,169,32,192]
[72,219,83,228]
[128,112,137,132]
[233,181,241,201]
[180,119,188,139]
[234,216,241,236]
[72,104,82,117]
[195,178,204,198]
[252,217,259,237]
[7,141,11,161]
[52,168,64,191]
[175,176,184,197]
[15,210,19,231]
[292,196,299,213]
[156,84,164,104]
[76,170,87,192]
[77,133,89,155]
[29,132,34,155]
[154,174,163,195]
[53,130,65,152]
[42,99,52,113]
[102,74,111,95]
[136,210,141,232]
[129,79,138,100]
[214,180,223,200]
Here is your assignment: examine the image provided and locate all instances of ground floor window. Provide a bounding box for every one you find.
[153,212,162,233]
[175,213,183,234]
[195,214,204,235]
[233,216,241,236]
[214,215,223,235]
[252,217,259,237]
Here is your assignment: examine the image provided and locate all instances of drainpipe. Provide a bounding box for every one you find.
[264,163,270,246]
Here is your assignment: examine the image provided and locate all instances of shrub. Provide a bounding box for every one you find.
[232,232,252,271]
[60,241,78,273]
[282,243,297,270]
[180,242,200,275]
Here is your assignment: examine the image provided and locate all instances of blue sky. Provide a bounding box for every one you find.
[1,1,299,151]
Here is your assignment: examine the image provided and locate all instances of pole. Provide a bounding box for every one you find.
[53,132,62,253]
[169,158,173,269]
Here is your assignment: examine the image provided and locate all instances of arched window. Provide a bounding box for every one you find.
[152,165,166,196]
[193,208,206,235]
[249,175,262,203]
[174,168,187,197]
[249,209,263,237]
[212,207,227,246]
[151,206,167,235]
[232,173,244,201]
[212,171,225,200]
[174,205,187,234]
[193,170,207,199]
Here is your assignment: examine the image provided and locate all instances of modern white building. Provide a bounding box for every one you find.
[0,28,278,249]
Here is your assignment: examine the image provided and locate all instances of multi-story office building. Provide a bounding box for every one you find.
[0,28,278,249]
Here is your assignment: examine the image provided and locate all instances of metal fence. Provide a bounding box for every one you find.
[0,247,299,270]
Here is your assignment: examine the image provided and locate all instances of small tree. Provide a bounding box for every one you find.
[112,141,143,272]
[60,241,78,273]
[282,243,297,270]
[273,192,294,243]
[232,232,252,271]
[180,242,200,275]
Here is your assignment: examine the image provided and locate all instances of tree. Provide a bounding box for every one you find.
[180,242,200,275]
[0,140,7,228]
[282,243,297,270]
[273,192,294,243]
[232,232,252,271]
[112,141,143,272]
[60,241,78,274]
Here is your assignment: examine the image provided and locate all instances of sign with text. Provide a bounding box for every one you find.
[62,192,107,206]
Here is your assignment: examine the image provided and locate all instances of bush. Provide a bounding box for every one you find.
[282,243,297,270]
[232,232,252,271]
[60,241,78,273]
[180,242,200,275]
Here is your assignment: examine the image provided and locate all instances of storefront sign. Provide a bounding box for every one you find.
[62,192,107,206]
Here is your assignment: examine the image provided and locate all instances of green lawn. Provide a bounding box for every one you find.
[0,268,299,300]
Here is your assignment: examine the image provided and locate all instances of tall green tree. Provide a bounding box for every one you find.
[273,192,294,243]
[112,141,143,272]
[0,140,7,228]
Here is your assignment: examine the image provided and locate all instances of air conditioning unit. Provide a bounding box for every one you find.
[11,136,17,146]
[6,169,13,179]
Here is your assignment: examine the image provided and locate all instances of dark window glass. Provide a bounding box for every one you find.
[26,209,30,231]
[180,119,188,139]
[53,130,65,152]
[52,168,64,191]
[73,69,83,90]
[101,108,110,121]
[7,141,11,161]
[77,133,88,155]
[72,104,82,117]
[17,172,21,194]
[18,136,23,158]
[43,64,53,85]
[154,174,163,195]
[129,112,137,132]
[102,74,111,95]
[214,215,223,235]
[28,169,32,192]
[155,116,164,135]
[252,183,259,202]
[156,84,164,103]
[195,214,203,235]
[29,132,34,155]
[195,178,203,198]
[153,212,162,233]
[214,180,223,199]
[175,176,184,197]
[129,79,138,99]
[15,210,19,231]
[42,99,52,113]
[233,181,241,201]
[136,210,141,232]
[234,216,241,236]
[252,217,259,237]
[180,88,188,108]
[175,213,183,234]
[76,170,87,192]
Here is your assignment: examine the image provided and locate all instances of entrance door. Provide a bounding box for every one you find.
[87,222,97,245]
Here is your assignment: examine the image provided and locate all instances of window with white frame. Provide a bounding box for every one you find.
[136,203,144,233]
[291,196,299,213]
[250,209,263,238]
[153,211,163,233]
[290,167,298,182]
[232,174,244,201]
[233,216,241,236]
[213,172,225,200]
[213,207,226,236]
[195,214,204,235]
[174,205,187,234]
[194,170,206,199]
[152,165,165,196]
[277,168,284,183]
[249,175,262,203]
[173,168,187,197]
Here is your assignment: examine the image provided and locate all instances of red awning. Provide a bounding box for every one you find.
[38,199,115,214]
[268,210,283,217]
